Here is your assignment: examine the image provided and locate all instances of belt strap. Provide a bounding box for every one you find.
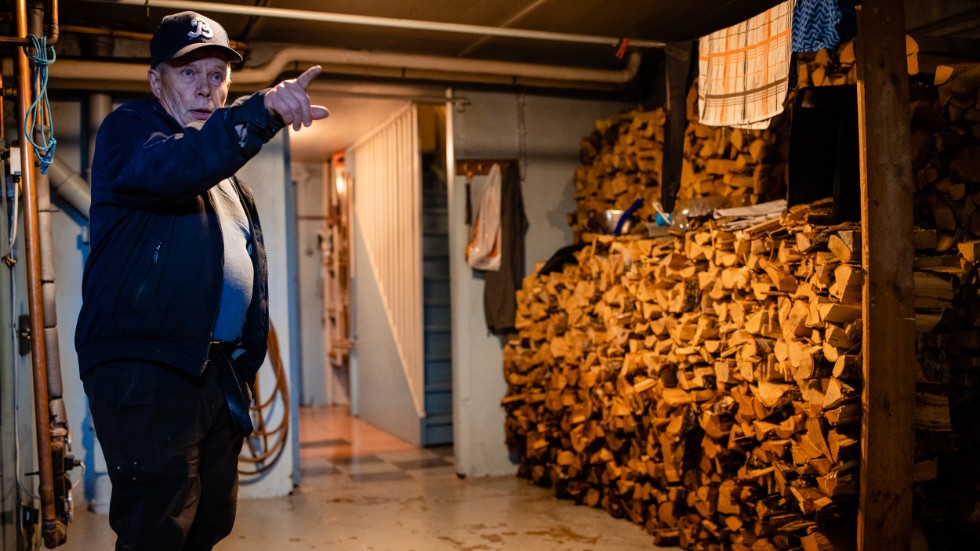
[209,345,254,437]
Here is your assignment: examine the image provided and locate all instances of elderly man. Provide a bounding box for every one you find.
[74,11,328,550]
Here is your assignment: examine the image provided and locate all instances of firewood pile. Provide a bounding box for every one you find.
[908,62,980,548]
[795,36,918,89]
[505,203,869,550]
[567,35,920,243]
[571,108,667,238]
[504,61,980,550]
[675,113,789,212]
[569,97,788,242]
[796,40,857,89]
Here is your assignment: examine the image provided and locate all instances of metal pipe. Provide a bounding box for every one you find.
[28,3,72,547]
[88,94,112,171]
[32,0,74,542]
[0,0,58,45]
[45,157,91,216]
[36,168,66,423]
[13,0,64,546]
[85,34,113,175]
[46,0,58,45]
[46,46,644,92]
[45,12,641,91]
[29,4,68,434]
[61,23,246,51]
[85,0,666,49]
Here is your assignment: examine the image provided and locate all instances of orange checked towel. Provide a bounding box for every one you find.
[697,0,795,129]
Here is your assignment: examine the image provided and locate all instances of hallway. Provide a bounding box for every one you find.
[61,406,671,550]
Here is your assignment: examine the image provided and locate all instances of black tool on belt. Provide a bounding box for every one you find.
[209,342,254,437]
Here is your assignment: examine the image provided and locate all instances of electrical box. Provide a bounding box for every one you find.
[8,146,21,176]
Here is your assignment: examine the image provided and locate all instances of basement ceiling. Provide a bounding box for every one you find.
[61,0,786,68]
[47,0,980,160]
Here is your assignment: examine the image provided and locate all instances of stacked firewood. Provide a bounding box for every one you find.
[795,36,919,89]
[504,193,980,548]
[571,108,666,238]
[796,40,857,89]
[921,63,980,206]
[570,100,788,242]
[908,62,980,548]
[569,35,922,243]
[506,201,863,550]
[676,113,789,211]
[507,60,980,549]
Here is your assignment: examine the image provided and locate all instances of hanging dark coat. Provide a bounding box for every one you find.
[483,162,528,335]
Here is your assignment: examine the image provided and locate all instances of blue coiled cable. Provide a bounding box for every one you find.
[23,34,57,175]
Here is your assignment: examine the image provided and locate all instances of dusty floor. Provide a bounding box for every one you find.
[60,406,675,550]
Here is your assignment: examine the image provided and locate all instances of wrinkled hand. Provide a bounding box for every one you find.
[264,65,330,131]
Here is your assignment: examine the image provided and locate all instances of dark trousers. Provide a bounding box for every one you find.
[82,359,244,551]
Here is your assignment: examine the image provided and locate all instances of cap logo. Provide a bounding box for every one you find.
[187,17,214,40]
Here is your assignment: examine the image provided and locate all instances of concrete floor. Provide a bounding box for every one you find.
[59,407,675,550]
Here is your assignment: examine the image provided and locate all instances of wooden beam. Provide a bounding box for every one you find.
[855,1,916,550]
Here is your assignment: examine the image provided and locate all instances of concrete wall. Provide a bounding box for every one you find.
[449,89,636,477]
[236,134,297,498]
[293,162,328,407]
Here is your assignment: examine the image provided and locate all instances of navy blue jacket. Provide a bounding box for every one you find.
[75,91,283,382]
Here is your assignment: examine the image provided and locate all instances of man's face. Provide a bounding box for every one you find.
[148,53,231,127]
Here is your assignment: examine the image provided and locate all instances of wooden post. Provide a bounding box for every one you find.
[854,1,915,550]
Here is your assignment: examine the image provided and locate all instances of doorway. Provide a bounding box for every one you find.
[292,100,453,486]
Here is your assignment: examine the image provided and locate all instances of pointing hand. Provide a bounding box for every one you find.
[264,65,330,131]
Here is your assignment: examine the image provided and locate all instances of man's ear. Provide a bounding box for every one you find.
[147,68,162,98]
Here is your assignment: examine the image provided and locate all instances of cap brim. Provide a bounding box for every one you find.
[169,43,243,64]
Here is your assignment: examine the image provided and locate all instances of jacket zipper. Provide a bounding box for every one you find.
[134,242,162,303]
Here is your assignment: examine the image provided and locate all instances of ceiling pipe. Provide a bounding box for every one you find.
[44,46,644,92]
[61,23,249,51]
[83,0,666,50]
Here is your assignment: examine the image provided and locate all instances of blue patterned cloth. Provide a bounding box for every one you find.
[792,0,858,53]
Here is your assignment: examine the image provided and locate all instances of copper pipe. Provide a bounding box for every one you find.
[0,0,59,45]
[60,23,154,42]
[47,0,59,45]
[32,0,74,541]
[13,0,64,547]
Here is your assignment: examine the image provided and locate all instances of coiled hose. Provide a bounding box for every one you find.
[238,321,290,476]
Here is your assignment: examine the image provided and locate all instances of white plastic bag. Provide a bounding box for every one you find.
[465,163,502,271]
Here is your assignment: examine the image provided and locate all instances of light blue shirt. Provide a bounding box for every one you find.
[210,178,254,343]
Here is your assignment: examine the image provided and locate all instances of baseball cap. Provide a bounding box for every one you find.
[149,11,243,67]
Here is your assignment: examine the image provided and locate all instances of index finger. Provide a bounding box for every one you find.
[295,65,323,89]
